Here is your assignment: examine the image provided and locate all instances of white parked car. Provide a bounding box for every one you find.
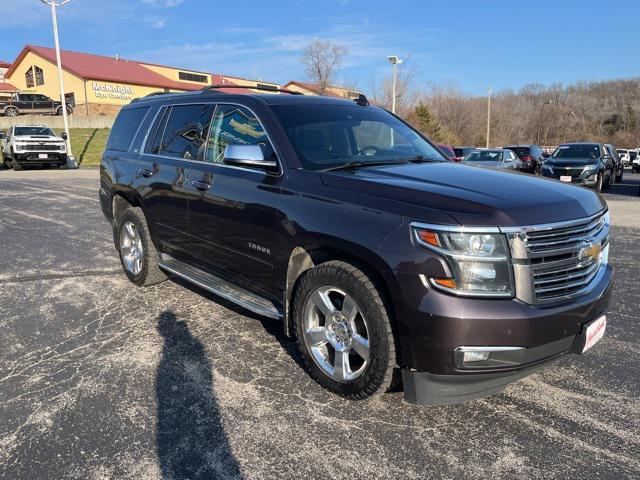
[617,149,630,166]
[0,125,67,170]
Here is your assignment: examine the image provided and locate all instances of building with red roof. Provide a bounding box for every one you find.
[283,80,362,99]
[3,45,279,115]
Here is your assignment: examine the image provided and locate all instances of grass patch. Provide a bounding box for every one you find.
[54,128,110,167]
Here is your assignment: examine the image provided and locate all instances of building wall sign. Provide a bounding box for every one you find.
[92,82,135,100]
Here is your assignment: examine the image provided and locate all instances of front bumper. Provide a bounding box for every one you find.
[541,168,600,187]
[393,262,613,404]
[13,152,67,164]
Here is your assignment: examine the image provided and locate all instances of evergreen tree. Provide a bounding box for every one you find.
[414,102,442,140]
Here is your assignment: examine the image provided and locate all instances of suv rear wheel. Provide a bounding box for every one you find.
[293,261,397,399]
[116,207,167,286]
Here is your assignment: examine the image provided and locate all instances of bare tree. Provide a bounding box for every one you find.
[301,39,348,94]
[369,56,419,118]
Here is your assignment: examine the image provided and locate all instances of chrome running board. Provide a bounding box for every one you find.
[159,254,282,320]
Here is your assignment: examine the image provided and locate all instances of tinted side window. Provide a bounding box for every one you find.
[145,106,170,155]
[106,106,150,152]
[207,104,272,164]
[156,104,215,161]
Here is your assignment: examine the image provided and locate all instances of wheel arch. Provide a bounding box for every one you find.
[283,239,402,345]
[4,105,18,115]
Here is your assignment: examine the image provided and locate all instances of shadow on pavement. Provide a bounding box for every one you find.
[156,310,241,479]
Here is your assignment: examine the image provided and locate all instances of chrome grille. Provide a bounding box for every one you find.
[23,144,61,151]
[505,211,610,304]
[525,214,606,253]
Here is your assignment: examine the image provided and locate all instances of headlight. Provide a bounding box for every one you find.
[583,164,598,172]
[412,224,513,297]
[14,143,27,151]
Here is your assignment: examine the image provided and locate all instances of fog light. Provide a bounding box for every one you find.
[463,351,490,363]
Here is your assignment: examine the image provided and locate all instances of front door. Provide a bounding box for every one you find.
[185,103,284,300]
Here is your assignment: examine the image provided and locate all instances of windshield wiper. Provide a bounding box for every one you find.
[321,160,409,172]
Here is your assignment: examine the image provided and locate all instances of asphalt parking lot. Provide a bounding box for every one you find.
[0,168,639,480]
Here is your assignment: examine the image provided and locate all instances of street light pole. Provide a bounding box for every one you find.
[387,55,403,114]
[486,87,492,148]
[41,0,77,168]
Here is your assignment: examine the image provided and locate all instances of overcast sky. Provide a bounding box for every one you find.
[1,0,639,95]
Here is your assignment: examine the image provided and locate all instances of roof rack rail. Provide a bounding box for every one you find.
[131,91,176,103]
[201,84,303,95]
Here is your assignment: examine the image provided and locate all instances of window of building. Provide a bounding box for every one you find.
[35,66,44,86]
[155,104,215,160]
[106,106,150,152]
[25,67,34,88]
[207,104,271,164]
[178,71,208,83]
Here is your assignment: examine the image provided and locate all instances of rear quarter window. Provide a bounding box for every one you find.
[106,106,150,152]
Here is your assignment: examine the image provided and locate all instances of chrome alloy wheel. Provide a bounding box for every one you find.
[119,221,144,276]
[302,286,370,382]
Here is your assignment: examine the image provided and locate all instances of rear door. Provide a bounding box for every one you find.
[184,103,284,299]
[137,102,215,262]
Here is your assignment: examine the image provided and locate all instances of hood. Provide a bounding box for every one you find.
[14,135,62,141]
[320,162,605,227]
[546,158,599,167]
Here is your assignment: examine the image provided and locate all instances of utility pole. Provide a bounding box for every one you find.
[486,87,492,148]
[41,0,77,168]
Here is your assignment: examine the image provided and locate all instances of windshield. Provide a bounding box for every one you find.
[465,150,504,162]
[552,144,600,159]
[507,147,530,157]
[14,127,56,136]
[617,150,627,155]
[270,104,447,171]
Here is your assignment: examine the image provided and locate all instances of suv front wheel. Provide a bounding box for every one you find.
[116,207,167,286]
[293,261,397,400]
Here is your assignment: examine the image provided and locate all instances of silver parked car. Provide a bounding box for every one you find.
[463,148,524,171]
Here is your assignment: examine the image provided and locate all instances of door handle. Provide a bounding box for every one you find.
[138,168,154,178]
[191,180,212,191]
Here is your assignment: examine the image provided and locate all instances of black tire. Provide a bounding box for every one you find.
[293,260,397,400]
[115,207,167,286]
[2,159,11,170]
[12,160,23,171]
[4,107,18,117]
[603,170,612,190]
[616,168,623,183]
[595,172,603,192]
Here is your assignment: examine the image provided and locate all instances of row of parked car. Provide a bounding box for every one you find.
[437,142,628,192]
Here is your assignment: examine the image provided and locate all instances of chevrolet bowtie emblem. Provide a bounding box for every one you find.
[580,242,601,262]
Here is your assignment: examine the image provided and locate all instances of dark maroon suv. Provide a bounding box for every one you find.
[100,87,613,404]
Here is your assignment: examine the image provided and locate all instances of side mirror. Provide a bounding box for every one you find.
[223,144,277,171]
[61,132,68,140]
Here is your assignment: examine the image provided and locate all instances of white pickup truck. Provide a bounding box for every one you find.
[0,125,68,170]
